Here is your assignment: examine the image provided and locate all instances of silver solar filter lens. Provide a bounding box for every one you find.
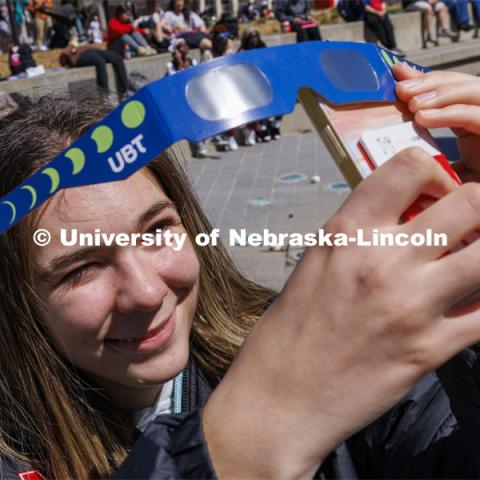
[186,63,273,121]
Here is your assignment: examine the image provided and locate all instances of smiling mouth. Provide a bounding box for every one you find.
[104,290,189,349]
[107,319,171,344]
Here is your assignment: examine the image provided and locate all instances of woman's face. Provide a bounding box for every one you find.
[32,169,200,409]
[177,40,188,55]
[174,0,184,12]
[119,10,131,23]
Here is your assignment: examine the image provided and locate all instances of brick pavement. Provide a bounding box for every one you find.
[181,126,457,292]
[183,131,351,291]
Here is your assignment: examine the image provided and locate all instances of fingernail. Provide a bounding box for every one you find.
[414,91,437,103]
[399,78,424,89]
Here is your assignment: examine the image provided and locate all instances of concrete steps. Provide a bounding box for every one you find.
[1,11,479,102]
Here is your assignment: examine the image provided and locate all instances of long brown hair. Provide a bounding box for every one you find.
[0,93,274,478]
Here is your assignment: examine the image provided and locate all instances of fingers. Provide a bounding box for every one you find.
[403,182,480,260]
[396,68,478,104]
[414,105,480,135]
[425,312,480,370]
[393,66,480,138]
[333,146,458,229]
[407,80,480,114]
[432,231,480,311]
[438,303,480,360]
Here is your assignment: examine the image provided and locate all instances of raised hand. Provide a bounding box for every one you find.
[203,146,480,479]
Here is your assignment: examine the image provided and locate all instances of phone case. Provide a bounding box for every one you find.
[298,88,463,221]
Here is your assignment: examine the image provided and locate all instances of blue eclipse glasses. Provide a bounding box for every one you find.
[0,41,427,234]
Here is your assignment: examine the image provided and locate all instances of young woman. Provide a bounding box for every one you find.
[164,0,211,51]
[2,65,480,479]
[0,92,276,479]
[107,5,156,57]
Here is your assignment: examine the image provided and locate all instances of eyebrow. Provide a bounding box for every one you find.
[136,200,175,231]
[39,246,96,277]
[36,246,98,283]
[36,200,176,283]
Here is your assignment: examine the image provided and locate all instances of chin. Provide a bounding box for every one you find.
[128,331,191,386]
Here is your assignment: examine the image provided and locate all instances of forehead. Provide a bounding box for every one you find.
[36,169,168,230]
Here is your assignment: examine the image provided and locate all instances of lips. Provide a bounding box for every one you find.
[108,322,168,343]
[105,312,176,353]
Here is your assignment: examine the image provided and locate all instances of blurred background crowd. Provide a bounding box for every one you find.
[2,0,479,57]
[0,0,479,155]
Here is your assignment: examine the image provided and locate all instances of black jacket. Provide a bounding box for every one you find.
[3,349,480,479]
[114,348,480,479]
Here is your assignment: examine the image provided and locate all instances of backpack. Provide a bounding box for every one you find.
[8,43,36,76]
[337,0,366,22]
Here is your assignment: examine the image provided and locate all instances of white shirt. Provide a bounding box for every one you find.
[151,10,165,24]
[164,10,205,31]
[133,379,174,433]
[88,20,103,44]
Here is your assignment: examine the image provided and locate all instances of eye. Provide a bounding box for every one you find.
[147,215,182,234]
[61,263,99,287]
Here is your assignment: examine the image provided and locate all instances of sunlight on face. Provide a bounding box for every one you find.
[32,169,200,409]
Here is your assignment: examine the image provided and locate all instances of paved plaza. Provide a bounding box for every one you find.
[180,125,458,292]
[182,130,350,291]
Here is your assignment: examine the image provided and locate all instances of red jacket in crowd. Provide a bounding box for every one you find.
[107,17,145,47]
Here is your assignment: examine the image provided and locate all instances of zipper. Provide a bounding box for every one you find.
[173,371,184,414]
[172,358,192,413]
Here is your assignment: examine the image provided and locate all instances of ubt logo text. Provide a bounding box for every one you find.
[107,134,147,173]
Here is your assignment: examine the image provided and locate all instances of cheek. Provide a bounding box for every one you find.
[47,280,116,341]
[156,240,200,288]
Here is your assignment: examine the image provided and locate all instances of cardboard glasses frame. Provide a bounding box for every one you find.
[0,40,427,234]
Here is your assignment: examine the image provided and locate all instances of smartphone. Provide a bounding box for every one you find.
[297,88,461,221]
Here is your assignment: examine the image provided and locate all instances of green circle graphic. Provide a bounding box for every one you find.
[2,201,16,224]
[65,147,86,173]
[121,101,146,129]
[91,126,114,154]
[42,167,60,194]
[381,50,394,68]
[21,185,37,210]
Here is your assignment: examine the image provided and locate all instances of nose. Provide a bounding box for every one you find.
[114,250,168,315]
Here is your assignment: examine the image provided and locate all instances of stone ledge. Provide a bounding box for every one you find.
[2,10,480,135]
[0,11,441,96]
